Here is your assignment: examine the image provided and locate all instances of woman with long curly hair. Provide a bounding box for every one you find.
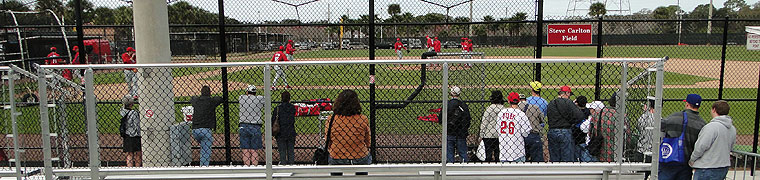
[325,90,372,165]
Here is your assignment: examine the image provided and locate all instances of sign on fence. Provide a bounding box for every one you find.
[547,24,593,45]
[747,26,760,50]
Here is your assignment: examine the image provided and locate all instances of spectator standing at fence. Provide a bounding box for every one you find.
[239,85,265,166]
[590,92,619,162]
[690,100,736,180]
[394,38,407,60]
[121,95,142,167]
[426,36,434,52]
[547,86,585,162]
[122,47,138,97]
[46,47,62,65]
[633,100,656,163]
[190,86,224,166]
[326,90,372,165]
[273,91,297,165]
[659,94,706,179]
[286,40,296,61]
[527,81,548,116]
[479,91,504,162]
[497,92,532,162]
[438,86,472,163]
[574,96,596,162]
[271,46,291,90]
[518,94,545,162]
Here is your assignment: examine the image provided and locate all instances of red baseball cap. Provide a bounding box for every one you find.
[288,40,293,43]
[434,37,438,39]
[507,92,520,104]
[126,47,135,52]
[73,46,79,51]
[279,46,285,50]
[50,47,57,51]
[397,38,400,41]
[560,85,574,95]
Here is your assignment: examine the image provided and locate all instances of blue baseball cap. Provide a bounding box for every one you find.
[683,94,702,107]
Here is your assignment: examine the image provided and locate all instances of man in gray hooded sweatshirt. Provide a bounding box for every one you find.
[689,100,736,180]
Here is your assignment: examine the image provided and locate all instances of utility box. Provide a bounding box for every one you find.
[170,121,192,166]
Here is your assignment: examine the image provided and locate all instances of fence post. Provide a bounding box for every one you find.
[37,66,53,180]
[718,17,729,100]
[650,58,666,180]
[217,0,232,165]
[534,0,543,81]
[84,68,100,179]
[6,69,22,180]
[263,64,273,180]
[74,0,85,65]
[615,62,628,179]
[368,0,377,164]
[441,62,449,180]
[594,17,604,100]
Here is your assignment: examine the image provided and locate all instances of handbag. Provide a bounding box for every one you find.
[272,107,281,137]
[588,110,605,157]
[313,114,335,165]
[660,112,689,164]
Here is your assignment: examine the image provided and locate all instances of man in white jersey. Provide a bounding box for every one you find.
[497,92,532,162]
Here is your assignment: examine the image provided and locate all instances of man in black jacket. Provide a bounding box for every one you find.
[438,86,472,163]
[546,86,585,162]
[659,94,706,180]
[190,86,224,166]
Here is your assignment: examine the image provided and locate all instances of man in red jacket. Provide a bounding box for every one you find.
[394,38,408,60]
[271,46,290,90]
[433,37,442,53]
[285,40,296,61]
[46,47,62,65]
[426,36,434,52]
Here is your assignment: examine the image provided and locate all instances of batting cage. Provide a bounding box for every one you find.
[29,57,665,179]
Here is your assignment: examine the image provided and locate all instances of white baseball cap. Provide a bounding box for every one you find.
[122,94,135,105]
[586,101,605,111]
[450,86,461,96]
[246,85,257,93]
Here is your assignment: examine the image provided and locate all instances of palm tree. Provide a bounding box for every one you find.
[588,2,607,18]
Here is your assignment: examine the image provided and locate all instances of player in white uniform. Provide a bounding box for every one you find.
[497,92,532,162]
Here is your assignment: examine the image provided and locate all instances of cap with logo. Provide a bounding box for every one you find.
[507,92,520,104]
[683,94,702,107]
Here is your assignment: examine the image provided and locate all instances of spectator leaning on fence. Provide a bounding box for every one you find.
[438,86,472,163]
[326,89,372,165]
[122,47,138,97]
[190,86,224,166]
[497,92,532,162]
[690,100,736,180]
[121,95,142,167]
[591,92,619,162]
[574,96,596,162]
[479,90,504,162]
[546,86,585,162]
[633,100,656,163]
[659,94,707,180]
[518,93,545,162]
[239,85,265,166]
[273,91,297,165]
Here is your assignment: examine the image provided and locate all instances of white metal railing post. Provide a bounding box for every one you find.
[37,66,54,180]
[6,69,22,180]
[615,62,629,179]
[84,68,100,179]
[441,62,449,180]
[651,58,666,179]
[264,64,273,180]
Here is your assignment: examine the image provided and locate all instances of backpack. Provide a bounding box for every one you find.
[448,100,464,127]
[587,110,605,157]
[119,110,131,138]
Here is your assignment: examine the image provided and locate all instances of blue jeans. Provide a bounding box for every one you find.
[524,132,544,162]
[547,129,576,162]
[576,143,597,162]
[329,154,372,165]
[239,124,263,149]
[693,167,729,180]
[658,163,693,180]
[192,128,214,166]
[447,135,468,163]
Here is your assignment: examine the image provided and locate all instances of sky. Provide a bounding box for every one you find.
[22,0,760,22]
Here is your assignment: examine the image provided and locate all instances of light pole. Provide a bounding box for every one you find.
[677,0,683,45]
[708,0,713,34]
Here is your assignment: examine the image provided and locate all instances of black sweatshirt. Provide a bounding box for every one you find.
[547,97,585,129]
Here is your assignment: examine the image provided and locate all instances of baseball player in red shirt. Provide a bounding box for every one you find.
[46,47,62,65]
[122,47,138,96]
[285,40,296,61]
[271,46,290,90]
[426,36,434,52]
[433,37,442,53]
[394,38,408,60]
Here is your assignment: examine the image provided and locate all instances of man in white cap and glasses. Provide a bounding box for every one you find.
[239,85,266,165]
[438,86,472,163]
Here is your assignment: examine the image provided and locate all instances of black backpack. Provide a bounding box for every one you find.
[119,110,131,138]
[587,110,605,157]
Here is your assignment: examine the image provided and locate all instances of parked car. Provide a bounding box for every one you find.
[404,38,423,49]
[297,42,311,50]
[344,42,368,49]
[375,41,392,49]
[443,41,461,49]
